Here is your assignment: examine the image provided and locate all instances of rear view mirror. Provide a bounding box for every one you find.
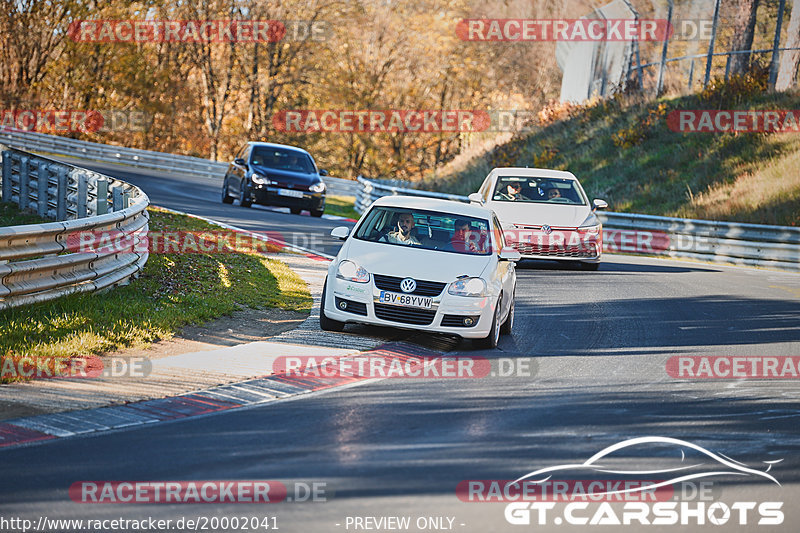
[319,169,329,176]
[468,193,483,204]
[593,199,608,210]
[234,158,246,166]
[330,226,350,240]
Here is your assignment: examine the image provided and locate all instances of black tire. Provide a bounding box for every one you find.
[319,278,345,332]
[240,180,252,208]
[311,209,324,218]
[475,296,501,349]
[221,179,234,204]
[500,293,514,335]
[580,261,600,271]
[290,207,302,215]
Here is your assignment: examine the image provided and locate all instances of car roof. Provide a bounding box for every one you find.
[248,141,311,155]
[371,195,494,219]
[491,167,578,180]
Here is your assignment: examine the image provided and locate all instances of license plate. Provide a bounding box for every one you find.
[277,188,304,198]
[378,291,433,309]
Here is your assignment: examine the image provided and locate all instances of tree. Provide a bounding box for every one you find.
[728,0,761,76]
[776,0,800,90]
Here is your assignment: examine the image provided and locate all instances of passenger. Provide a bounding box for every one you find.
[380,212,421,246]
[545,187,562,200]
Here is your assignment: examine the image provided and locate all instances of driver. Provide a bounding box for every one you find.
[381,212,421,246]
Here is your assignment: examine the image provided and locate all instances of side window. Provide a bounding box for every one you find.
[492,215,506,252]
[241,145,252,163]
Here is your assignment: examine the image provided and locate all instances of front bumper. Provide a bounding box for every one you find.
[324,276,497,339]
[505,227,602,262]
[252,185,325,210]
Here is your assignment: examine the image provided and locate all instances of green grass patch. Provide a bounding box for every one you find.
[0,207,312,378]
[431,82,800,226]
[0,202,48,226]
[325,194,360,220]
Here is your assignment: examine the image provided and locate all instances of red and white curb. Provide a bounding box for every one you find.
[0,343,440,449]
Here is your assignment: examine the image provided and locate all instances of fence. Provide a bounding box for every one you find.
[354,176,800,272]
[0,128,359,197]
[0,146,150,310]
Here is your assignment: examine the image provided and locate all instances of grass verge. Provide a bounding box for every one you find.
[1,207,312,380]
[325,195,360,220]
[431,78,800,226]
[0,202,48,226]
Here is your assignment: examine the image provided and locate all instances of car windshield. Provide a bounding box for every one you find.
[251,147,315,174]
[492,176,587,205]
[354,207,494,256]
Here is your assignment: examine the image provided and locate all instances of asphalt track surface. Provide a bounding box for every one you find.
[1,160,799,532]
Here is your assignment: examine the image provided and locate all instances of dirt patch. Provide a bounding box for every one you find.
[108,306,308,360]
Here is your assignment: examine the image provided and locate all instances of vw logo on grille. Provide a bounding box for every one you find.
[400,278,417,293]
[541,225,553,235]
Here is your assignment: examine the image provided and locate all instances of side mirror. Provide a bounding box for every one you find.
[319,169,329,176]
[499,247,521,262]
[330,226,350,240]
[593,199,608,210]
[468,192,483,205]
[234,158,246,166]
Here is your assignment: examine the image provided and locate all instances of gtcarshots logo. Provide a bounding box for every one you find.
[493,437,784,526]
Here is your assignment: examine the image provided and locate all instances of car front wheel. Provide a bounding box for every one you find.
[319,278,345,332]
[221,179,234,204]
[475,296,501,349]
[240,181,252,208]
[500,293,514,335]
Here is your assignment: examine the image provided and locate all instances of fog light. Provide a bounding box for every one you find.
[463,317,475,326]
[338,300,348,310]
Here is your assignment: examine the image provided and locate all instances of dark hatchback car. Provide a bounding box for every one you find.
[221,142,327,216]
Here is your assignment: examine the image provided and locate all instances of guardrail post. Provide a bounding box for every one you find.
[96,178,108,215]
[77,173,88,218]
[1,151,11,203]
[56,167,68,220]
[112,186,123,211]
[122,191,130,209]
[19,156,30,211]
[37,162,49,217]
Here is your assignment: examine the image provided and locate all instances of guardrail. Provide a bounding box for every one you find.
[355,176,800,272]
[0,128,359,197]
[0,146,150,310]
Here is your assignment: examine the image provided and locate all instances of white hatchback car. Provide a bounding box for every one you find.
[469,168,608,270]
[321,196,520,348]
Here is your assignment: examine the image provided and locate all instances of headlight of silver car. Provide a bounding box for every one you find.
[309,181,326,193]
[251,173,269,185]
[336,260,370,283]
[448,277,487,297]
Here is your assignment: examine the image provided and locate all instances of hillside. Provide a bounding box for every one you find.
[431,76,800,226]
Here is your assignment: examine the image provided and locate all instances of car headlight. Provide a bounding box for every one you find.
[251,173,269,185]
[448,277,487,297]
[578,224,601,235]
[336,260,370,283]
[309,181,326,193]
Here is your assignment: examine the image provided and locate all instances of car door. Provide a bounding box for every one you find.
[230,144,250,197]
[492,214,515,318]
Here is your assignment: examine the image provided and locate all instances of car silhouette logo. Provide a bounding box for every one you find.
[400,278,417,293]
[541,225,552,235]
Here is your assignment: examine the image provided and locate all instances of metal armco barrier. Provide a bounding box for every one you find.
[0,128,359,197]
[355,176,800,272]
[0,146,150,310]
